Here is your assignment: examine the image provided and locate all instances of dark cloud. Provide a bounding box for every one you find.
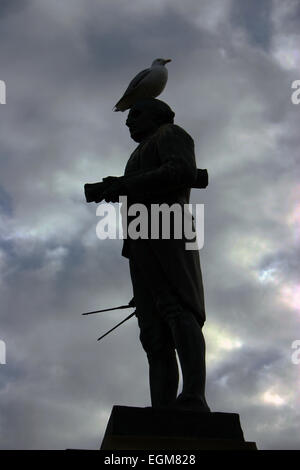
[0,0,29,19]
[0,0,299,450]
[230,0,273,50]
[0,186,13,216]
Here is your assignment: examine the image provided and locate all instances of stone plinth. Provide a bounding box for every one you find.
[100,406,257,450]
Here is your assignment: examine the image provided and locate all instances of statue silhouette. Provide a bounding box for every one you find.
[86,98,210,411]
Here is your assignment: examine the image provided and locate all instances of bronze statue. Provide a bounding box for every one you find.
[85,98,210,412]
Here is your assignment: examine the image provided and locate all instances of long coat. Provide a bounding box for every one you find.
[120,123,206,327]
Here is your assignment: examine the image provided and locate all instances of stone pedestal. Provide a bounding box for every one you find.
[100,406,257,450]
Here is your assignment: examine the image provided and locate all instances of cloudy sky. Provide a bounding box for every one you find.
[0,0,300,450]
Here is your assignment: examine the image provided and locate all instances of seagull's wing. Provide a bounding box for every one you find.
[113,67,153,111]
[120,68,151,99]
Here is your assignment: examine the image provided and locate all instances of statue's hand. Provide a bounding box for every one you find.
[84,176,126,203]
[102,176,119,185]
[101,178,127,203]
[84,181,110,203]
[128,297,135,307]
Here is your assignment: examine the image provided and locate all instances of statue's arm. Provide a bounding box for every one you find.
[85,167,208,203]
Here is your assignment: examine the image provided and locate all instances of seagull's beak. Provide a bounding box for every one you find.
[164,59,172,64]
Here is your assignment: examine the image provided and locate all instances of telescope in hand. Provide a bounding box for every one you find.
[84,169,208,204]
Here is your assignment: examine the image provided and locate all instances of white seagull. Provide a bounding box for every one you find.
[113,58,171,112]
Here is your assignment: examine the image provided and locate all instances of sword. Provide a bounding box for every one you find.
[81,297,135,316]
[97,311,136,342]
[81,298,136,342]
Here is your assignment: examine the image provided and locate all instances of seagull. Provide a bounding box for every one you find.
[113,58,171,112]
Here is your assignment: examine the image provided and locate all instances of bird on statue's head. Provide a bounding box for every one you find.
[113,58,171,112]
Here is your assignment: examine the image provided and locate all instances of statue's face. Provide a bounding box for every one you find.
[126,103,159,143]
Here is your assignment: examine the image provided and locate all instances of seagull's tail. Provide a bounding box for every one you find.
[113,96,129,112]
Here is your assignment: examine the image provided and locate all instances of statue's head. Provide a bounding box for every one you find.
[126,98,175,143]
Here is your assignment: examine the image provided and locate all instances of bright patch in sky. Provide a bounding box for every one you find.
[229,235,276,272]
[258,268,278,283]
[219,338,243,351]
[272,36,300,70]
[205,323,243,365]
[262,389,286,406]
[280,284,300,313]
[287,203,300,243]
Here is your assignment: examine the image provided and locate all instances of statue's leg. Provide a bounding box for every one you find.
[129,239,210,411]
[141,328,179,408]
[159,306,210,411]
[129,257,179,407]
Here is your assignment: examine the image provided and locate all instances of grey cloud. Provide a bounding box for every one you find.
[230,0,273,50]
[0,186,13,216]
[0,0,300,450]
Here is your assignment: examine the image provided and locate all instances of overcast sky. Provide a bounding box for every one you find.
[0,0,300,450]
